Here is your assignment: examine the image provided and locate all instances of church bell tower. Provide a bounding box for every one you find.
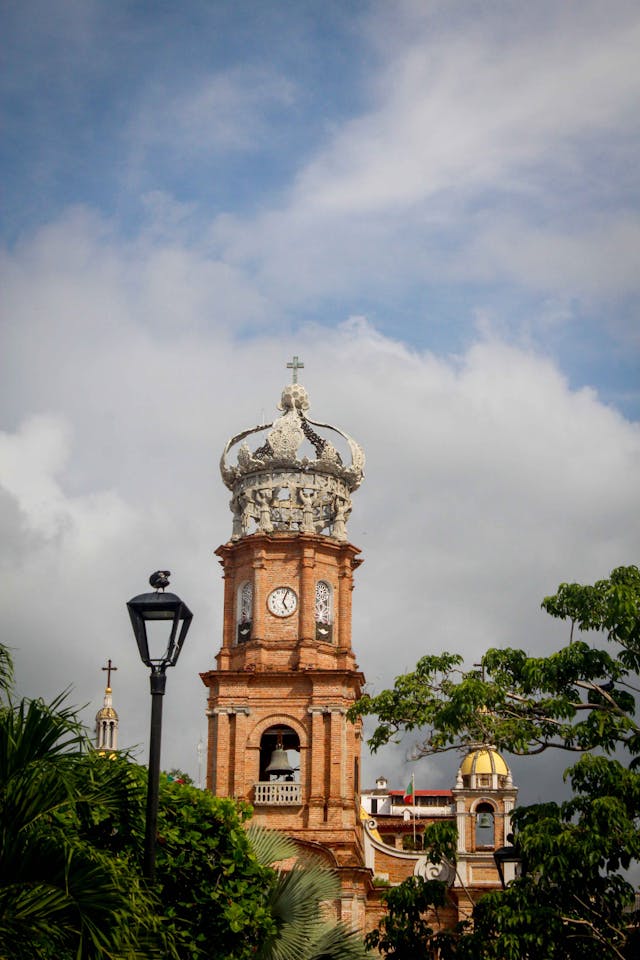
[201,368,367,876]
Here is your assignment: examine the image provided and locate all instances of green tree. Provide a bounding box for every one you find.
[0,665,169,959]
[153,778,277,960]
[0,644,277,960]
[0,644,368,960]
[350,566,640,959]
[364,823,459,960]
[365,876,451,960]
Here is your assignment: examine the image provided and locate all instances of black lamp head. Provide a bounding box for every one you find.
[127,587,193,669]
[493,840,522,889]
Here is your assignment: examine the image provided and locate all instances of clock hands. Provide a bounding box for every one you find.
[267,586,298,616]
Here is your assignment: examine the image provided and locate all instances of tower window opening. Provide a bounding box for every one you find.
[259,725,300,783]
[315,580,334,642]
[475,803,495,849]
[236,580,253,643]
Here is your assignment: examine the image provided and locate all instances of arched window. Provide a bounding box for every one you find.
[475,802,495,849]
[236,580,253,643]
[315,580,333,642]
[259,725,300,782]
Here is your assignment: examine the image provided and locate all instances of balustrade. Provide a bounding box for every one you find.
[254,781,302,805]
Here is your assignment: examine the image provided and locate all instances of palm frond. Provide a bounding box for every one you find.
[305,922,369,960]
[0,644,14,701]
[0,691,167,959]
[248,825,300,865]
[249,827,366,960]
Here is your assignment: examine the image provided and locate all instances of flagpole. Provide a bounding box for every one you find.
[412,773,416,847]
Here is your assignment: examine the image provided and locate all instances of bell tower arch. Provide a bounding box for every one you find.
[201,372,367,875]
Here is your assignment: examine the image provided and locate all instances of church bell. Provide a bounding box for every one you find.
[265,735,294,777]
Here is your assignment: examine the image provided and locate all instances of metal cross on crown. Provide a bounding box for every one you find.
[286,355,304,383]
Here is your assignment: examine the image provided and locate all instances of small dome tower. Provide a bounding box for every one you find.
[453,745,518,900]
[95,659,119,751]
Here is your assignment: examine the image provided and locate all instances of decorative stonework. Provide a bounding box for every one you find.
[220,383,365,541]
[315,580,332,623]
[239,581,253,620]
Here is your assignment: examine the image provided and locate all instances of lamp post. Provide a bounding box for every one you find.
[493,837,522,889]
[127,572,193,881]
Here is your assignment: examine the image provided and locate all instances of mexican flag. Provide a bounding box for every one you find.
[403,776,415,804]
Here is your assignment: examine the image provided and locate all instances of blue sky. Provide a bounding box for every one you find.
[3,0,638,413]
[1,0,639,797]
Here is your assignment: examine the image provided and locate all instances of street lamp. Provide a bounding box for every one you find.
[128,572,193,880]
[493,836,522,889]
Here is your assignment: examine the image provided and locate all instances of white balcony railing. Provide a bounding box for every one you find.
[254,781,302,805]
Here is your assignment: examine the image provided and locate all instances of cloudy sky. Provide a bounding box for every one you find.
[1,0,639,802]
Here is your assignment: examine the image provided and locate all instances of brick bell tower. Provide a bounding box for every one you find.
[200,365,369,901]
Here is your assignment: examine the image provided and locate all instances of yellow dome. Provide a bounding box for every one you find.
[460,747,508,777]
[96,706,118,720]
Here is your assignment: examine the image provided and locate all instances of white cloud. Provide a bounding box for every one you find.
[124,66,296,179]
[206,1,640,315]
[0,416,73,536]
[309,18,639,215]
[2,0,639,805]
[464,216,640,299]
[2,215,638,799]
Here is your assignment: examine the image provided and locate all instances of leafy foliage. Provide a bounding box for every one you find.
[349,566,640,761]
[351,566,640,959]
[0,666,169,959]
[364,876,450,960]
[155,780,276,960]
[0,641,368,960]
[0,646,279,960]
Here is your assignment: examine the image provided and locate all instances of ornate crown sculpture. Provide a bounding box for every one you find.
[220,380,365,542]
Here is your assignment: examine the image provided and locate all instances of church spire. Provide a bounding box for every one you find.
[95,659,119,751]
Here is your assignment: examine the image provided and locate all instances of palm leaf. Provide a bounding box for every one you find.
[248,826,366,960]
[248,825,299,865]
[0,644,14,700]
[305,922,369,960]
[0,691,168,959]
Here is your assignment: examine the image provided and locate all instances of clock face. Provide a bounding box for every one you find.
[267,586,298,617]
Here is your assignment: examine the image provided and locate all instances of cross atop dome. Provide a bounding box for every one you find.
[286,354,304,384]
[102,657,117,691]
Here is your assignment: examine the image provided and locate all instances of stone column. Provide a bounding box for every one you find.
[337,555,353,650]
[307,706,326,826]
[252,546,267,642]
[224,568,238,649]
[299,543,316,642]
[328,708,345,821]
[232,707,251,798]
[210,708,231,795]
[456,799,467,853]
